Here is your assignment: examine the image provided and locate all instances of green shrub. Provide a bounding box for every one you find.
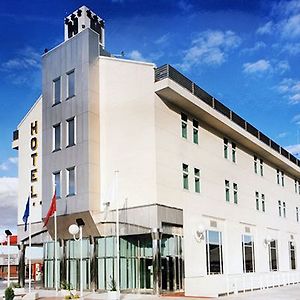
[5,287,15,300]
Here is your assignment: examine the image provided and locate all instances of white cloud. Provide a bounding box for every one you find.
[155,34,170,46]
[179,30,241,71]
[292,114,300,125]
[256,21,274,35]
[0,157,18,171]
[243,59,289,76]
[281,43,300,55]
[243,59,271,74]
[0,177,18,228]
[278,78,300,104]
[285,144,300,156]
[277,132,288,138]
[281,14,300,38]
[128,50,147,62]
[241,41,266,54]
[1,46,40,71]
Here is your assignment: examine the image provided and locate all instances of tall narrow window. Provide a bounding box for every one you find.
[295,179,297,194]
[53,123,61,151]
[296,207,299,222]
[269,240,278,271]
[225,180,230,202]
[278,200,282,217]
[67,70,75,98]
[242,235,255,273]
[255,192,259,210]
[232,143,236,163]
[289,241,296,270]
[281,171,285,187]
[277,169,280,185]
[182,163,189,190]
[53,171,61,198]
[254,156,258,174]
[261,194,265,212]
[194,168,200,193]
[283,202,286,218]
[67,167,76,196]
[233,183,238,204]
[181,113,187,139]
[193,119,199,144]
[67,117,75,147]
[224,138,228,159]
[260,159,264,176]
[298,181,300,195]
[53,77,61,105]
[206,230,223,275]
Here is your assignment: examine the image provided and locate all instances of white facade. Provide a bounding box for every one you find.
[13,5,300,297]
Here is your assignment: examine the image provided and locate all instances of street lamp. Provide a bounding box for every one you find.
[5,230,12,288]
[68,218,85,298]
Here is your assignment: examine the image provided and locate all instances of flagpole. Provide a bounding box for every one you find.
[115,170,120,295]
[28,216,32,293]
[54,210,58,294]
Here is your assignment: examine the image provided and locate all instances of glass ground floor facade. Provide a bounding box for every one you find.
[43,233,184,293]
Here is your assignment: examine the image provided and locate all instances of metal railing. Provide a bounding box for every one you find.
[154,64,300,170]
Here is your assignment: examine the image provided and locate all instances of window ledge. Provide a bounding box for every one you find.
[66,144,76,149]
[52,148,61,153]
[52,101,61,107]
[66,194,76,198]
[66,95,76,101]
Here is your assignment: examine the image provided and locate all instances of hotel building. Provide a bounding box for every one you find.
[12,6,300,297]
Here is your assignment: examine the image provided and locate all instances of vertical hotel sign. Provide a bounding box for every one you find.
[30,121,38,199]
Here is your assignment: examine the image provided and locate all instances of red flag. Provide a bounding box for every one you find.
[43,191,57,227]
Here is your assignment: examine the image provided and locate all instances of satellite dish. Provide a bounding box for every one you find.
[194,224,205,243]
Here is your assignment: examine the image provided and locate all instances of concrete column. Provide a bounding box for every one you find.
[18,243,26,287]
[90,236,97,291]
[151,228,162,295]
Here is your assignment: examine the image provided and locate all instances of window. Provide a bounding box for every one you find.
[181,113,187,139]
[67,117,75,147]
[289,241,296,270]
[255,192,259,210]
[277,169,284,186]
[283,202,286,218]
[224,138,236,162]
[53,77,61,105]
[67,70,75,98]
[194,168,200,193]
[206,230,223,275]
[53,171,61,198]
[223,138,228,159]
[182,163,189,190]
[193,119,199,144]
[269,240,278,271]
[242,235,255,273]
[225,180,230,202]
[256,192,265,212]
[297,207,299,222]
[67,167,76,196]
[260,159,264,176]
[254,156,258,174]
[232,143,236,163]
[278,200,282,217]
[277,169,280,185]
[295,180,300,194]
[261,194,265,212]
[53,123,61,151]
[233,183,238,204]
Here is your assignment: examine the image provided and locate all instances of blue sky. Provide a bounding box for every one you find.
[1,0,300,233]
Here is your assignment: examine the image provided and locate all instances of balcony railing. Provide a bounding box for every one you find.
[155,64,300,169]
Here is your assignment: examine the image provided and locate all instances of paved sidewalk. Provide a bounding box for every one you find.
[3,285,300,300]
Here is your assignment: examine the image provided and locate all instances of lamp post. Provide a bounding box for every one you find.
[5,230,12,288]
[68,218,85,298]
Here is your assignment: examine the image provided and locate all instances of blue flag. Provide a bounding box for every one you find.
[22,197,30,232]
